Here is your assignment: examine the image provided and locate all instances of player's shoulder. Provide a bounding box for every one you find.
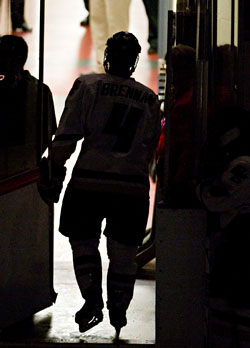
[78,73,155,93]
[75,73,128,90]
[76,73,106,85]
[68,73,106,96]
[75,73,159,107]
[23,70,52,94]
[132,78,157,96]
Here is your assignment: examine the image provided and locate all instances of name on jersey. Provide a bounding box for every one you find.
[101,83,155,106]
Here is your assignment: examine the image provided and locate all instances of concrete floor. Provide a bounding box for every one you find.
[0,228,155,346]
[0,256,155,346]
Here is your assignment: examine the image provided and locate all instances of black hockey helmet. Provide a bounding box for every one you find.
[103,31,141,77]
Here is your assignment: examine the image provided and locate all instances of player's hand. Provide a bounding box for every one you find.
[37,178,63,204]
[37,157,66,204]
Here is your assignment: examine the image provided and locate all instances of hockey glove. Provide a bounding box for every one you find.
[37,157,66,204]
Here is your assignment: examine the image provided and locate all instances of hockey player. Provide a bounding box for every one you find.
[38,31,161,338]
[0,35,56,178]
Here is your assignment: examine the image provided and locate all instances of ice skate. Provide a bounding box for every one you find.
[75,304,103,333]
[115,327,121,341]
[109,308,127,340]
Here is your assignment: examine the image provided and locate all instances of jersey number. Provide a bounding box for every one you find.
[104,102,143,153]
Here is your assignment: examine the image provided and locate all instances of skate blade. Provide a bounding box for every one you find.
[79,316,103,333]
[115,327,121,341]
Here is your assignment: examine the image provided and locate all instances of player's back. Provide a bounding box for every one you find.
[59,73,161,195]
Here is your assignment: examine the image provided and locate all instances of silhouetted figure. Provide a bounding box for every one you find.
[197,45,250,310]
[157,44,198,207]
[0,35,56,179]
[80,0,89,27]
[38,32,161,339]
[142,0,158,54]
[198,106,250,307]
[10,0,32,32]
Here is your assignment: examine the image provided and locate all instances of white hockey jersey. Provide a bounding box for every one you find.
[52,73,161,195]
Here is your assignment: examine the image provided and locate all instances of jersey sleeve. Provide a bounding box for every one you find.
[142,95,161,161]
[41,83,57,153]
[55,77,86,139]
[52,77,86,168]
